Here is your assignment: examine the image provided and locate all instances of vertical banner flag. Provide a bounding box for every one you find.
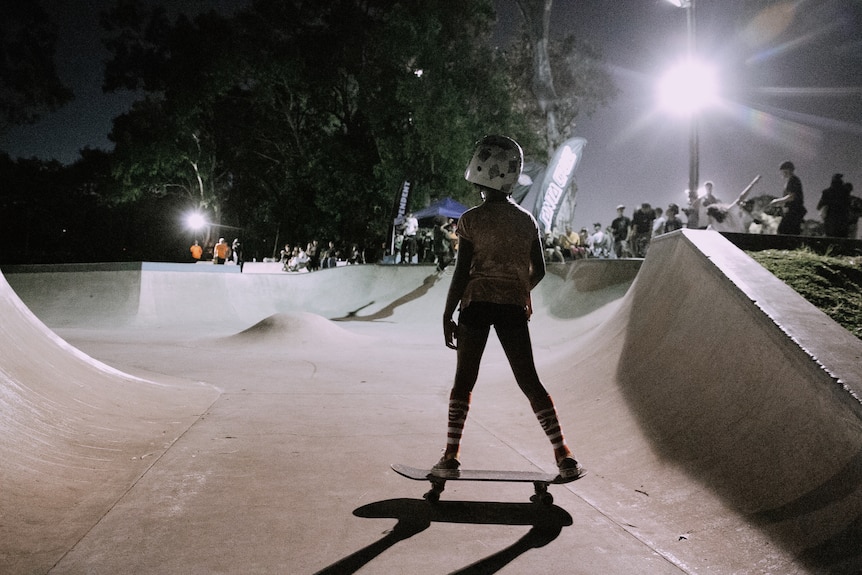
[532,137,587,233]
[392,180,412,223]
[390,180,412,256]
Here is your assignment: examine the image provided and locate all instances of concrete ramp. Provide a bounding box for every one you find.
[538,230,862,573]
[623,231,862,570]
[0,271,219,574]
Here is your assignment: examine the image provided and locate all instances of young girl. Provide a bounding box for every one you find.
[432,135,585,480]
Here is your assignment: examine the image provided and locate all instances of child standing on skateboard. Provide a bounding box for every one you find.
[432,135,585,480]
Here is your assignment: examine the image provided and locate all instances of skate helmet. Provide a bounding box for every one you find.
[779,161,795,171]
[464,135,523,194]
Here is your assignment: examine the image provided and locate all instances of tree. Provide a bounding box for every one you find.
[97,0,614,261]
[101,0,528,258]
[511,0,617,159]
[103,4,241,249]
[0,0,73,132]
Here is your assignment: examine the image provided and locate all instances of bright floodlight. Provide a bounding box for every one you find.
[186,212,207,230]
[657,58,718,117]
[664,0,690,7]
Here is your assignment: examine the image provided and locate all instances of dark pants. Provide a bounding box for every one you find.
[401,235,417,263]
[451,302,550,408]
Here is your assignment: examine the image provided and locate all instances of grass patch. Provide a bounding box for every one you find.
[748,248,862,341]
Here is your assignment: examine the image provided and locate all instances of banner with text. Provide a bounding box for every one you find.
[520,137,587,233]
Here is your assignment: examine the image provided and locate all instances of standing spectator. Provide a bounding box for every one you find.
[286,244,293,271]
[817,174,851,238]
[610,204,631,258]
[231,238,244,272]
[433,216,453,272]
[770,161,806,235]
[431,134,584,481]
[663,203,684,234]
[848,189,862,239]
[420,229,434,263]
[651,206,666,238]
[400,211,419,264]
[306,240,320,271]
[190,240,203,262]
[689,181,722,229]
[628,203,655,257]
[685,188,700,229]
[213,238,230,264]
[447,219,459,259]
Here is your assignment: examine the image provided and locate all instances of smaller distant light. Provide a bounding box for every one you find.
[186,213,207,230]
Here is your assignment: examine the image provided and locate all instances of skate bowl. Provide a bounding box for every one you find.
[1,229,862,574]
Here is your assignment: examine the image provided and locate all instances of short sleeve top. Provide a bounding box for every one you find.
[456,198,541,309]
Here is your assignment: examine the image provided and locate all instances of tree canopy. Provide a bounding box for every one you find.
[0,0,617,264]
[0,1,73,132]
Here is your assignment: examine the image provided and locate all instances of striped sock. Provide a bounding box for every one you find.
[444,393,470,460]
[534,397,572,462]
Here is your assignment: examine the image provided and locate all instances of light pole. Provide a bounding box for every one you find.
[665,0,699,199]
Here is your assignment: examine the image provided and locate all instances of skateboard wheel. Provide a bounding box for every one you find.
[530,492,554,505]
[424,490,440,503]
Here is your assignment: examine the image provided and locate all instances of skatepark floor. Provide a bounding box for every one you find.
[2,230,862,574]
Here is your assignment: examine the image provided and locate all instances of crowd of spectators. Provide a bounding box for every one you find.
[200,165,862,271]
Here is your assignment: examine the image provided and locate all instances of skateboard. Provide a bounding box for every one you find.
[391,463,586,505]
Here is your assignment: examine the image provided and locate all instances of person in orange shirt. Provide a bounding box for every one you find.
[190,240,203,261]
[213,238,230,264]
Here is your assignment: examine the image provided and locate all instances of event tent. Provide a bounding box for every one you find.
[411,197,469,222]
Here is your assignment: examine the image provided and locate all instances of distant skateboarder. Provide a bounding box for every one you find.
[432,135,585,480]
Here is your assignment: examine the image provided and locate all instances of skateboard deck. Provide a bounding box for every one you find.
[391,463,586,504]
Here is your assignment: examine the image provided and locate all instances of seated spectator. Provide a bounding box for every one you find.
[587,223,612,258]
[544,232,565,263]
[557,226,585,259]
[348,243,364,265]
[322,241,339,268]
[286,246,308,272]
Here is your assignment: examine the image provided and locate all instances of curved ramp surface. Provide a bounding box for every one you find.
[3,262,440,332]
[547,230,862,574]
[2,232,862,574]
[0,271,219,574]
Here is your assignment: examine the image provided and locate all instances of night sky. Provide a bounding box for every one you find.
[2,0,861,233]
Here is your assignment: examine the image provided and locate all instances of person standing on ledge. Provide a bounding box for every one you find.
[431,135,585,480]
[190,240,203,262]
[213,238,230,264]
[770,161,806,235]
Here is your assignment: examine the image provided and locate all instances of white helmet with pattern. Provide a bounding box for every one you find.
[464,135,523,194]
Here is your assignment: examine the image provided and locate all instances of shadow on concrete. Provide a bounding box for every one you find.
[312,498,572,575]
[332,273,442,322]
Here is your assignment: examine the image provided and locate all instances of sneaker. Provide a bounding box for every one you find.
[431,456,461,478]
[557,456,586,480]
